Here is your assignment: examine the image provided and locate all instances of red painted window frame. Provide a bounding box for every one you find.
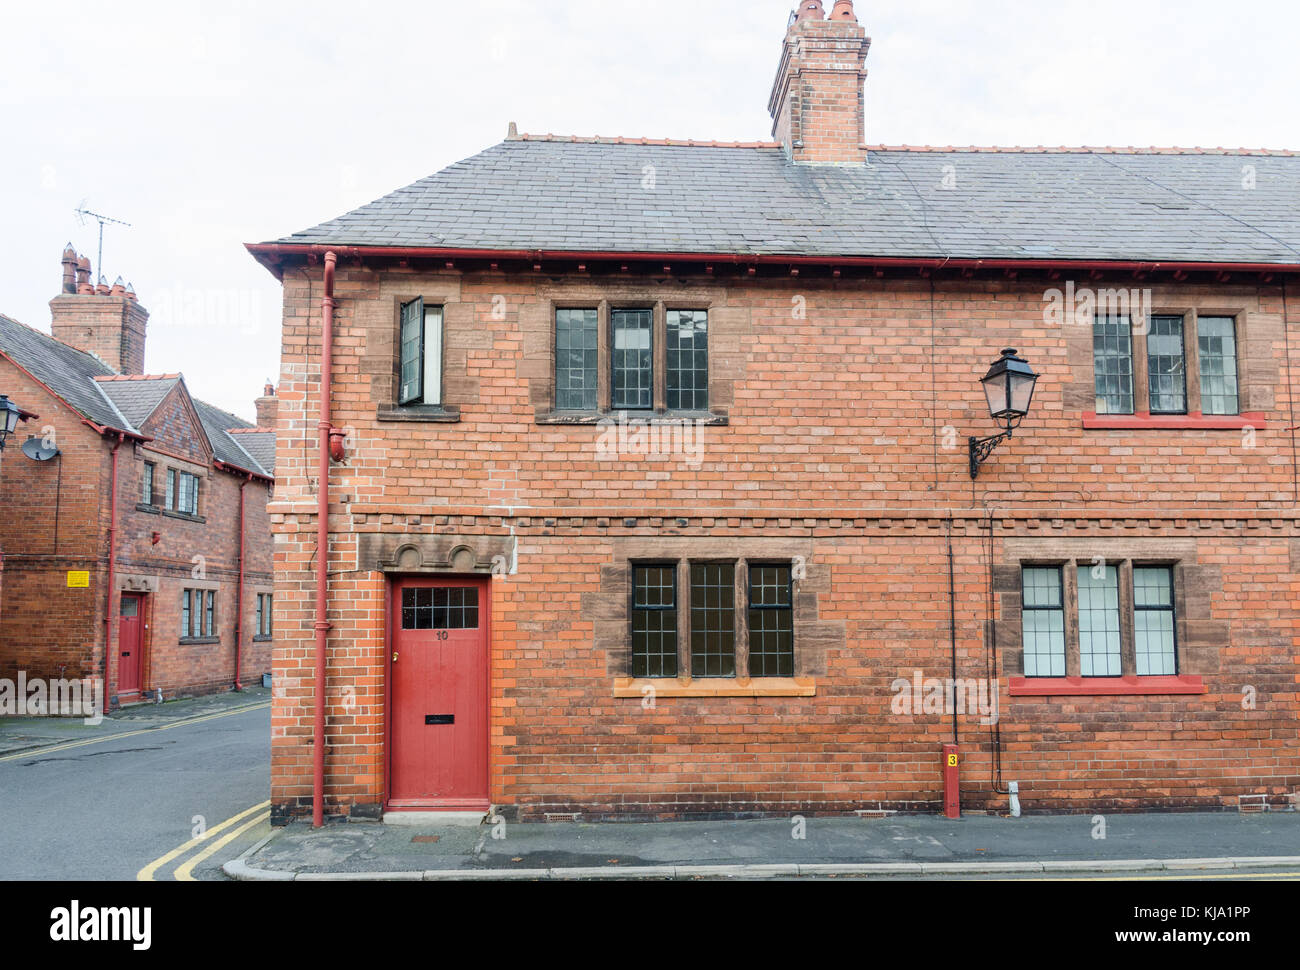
[1009,675,1205,697]
[1082,411,1266,431]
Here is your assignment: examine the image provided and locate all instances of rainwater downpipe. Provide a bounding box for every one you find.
[314,251,339,828]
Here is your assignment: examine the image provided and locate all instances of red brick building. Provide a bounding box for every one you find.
[251,0,1299,823]
[0,248,277,709]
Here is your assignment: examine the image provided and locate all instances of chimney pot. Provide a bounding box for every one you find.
[60,246,79,294]
[795,0,825,20]
[830,0,857,20]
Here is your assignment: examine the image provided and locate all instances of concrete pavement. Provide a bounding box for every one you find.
[226,809,1300,881]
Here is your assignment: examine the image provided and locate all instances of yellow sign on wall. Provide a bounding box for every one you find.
[66,571,90,589]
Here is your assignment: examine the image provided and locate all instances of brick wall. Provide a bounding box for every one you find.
[0,356,273,702]
[49,292,148,376]
[268,263,1300,821]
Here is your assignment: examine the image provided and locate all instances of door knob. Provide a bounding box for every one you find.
[392,653,399,663]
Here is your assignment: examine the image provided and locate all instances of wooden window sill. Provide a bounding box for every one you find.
[135,504,161,515]
[614,677,816,698]
[1082,411,1265,430]
[537,411,729,427]
[179,637,220,646]
[1009,675,1205,697]
[162,510,205,523]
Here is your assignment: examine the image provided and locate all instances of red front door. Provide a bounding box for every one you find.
[389,577,489,809]
[118,594,144,695]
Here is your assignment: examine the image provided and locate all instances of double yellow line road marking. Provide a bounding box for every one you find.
[138,801,272,881]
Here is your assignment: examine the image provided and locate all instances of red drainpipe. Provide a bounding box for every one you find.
[313,251,338,828]
[102,434,124,715]
[234,478,247,691]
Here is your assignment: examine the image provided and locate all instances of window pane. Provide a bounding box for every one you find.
[1147,315,1187,414]
[142,464,154,504]
[667,310,709,411]
[748,564,793,678]
[423,305,443,407]
[181,590,191,639]
[632,566,677,678]
[1021,568,1065,678]
[690,563,735,678]
[1198,316,1239,416]
[555,309,598,410]
[205,591,215,638]
[1134,567,1177,676]
[1078,565,1121,677]
[612,309,653,410]
[165,470,175,510]
[399,298,424,405]
[1093,315,1134,415]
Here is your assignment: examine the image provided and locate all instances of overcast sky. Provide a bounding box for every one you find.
[3,0,1297,419]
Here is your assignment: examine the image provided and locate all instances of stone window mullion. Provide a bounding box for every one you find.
[676,559,691,686]
[597,300,611,412]
[734,558,751,683]
[653,302,667,413]
[1064,562,1081,678]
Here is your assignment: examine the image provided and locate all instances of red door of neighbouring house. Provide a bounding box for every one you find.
[118,594,144,696]
[389,577,489,810]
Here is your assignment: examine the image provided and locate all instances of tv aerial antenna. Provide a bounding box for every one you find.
[74,203,131,285]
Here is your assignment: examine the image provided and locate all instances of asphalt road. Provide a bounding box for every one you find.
[0,698,271,881]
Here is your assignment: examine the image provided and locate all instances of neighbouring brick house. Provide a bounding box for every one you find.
[0,247,277,708]
[250,0,1299,823]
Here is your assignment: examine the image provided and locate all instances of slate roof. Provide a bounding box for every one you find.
[230,430,276,476]
[96,377,180,430]
[267,140,1300,266]
[193,400,271,478]
[0,313,135,432]
[0,313,272,479]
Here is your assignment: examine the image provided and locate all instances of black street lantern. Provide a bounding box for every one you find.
[0,396,21,452]
[969,349,1039,479]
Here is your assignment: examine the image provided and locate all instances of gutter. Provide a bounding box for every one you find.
[246,242,1300,277]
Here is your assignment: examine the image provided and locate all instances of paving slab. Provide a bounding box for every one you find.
[228,810,1300,881]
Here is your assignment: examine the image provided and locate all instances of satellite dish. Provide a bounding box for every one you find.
[21,438,60,462]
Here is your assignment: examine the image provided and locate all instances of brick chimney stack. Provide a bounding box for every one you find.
[768,0,872,164]
[254,381,279,429]
[49,247,149,375]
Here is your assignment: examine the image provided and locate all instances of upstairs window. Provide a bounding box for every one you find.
[399,298,444,407]
[555,309,599,411]
[1093,315,1135,415]
[1146,315,1187,415]
[611,309,653,410]
[667,310,709,411]
[552,306,711,415]
[1090,312,1242,419]
[142,462,155,505]
[1197,317,1240,416]
[165,470,200,516]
